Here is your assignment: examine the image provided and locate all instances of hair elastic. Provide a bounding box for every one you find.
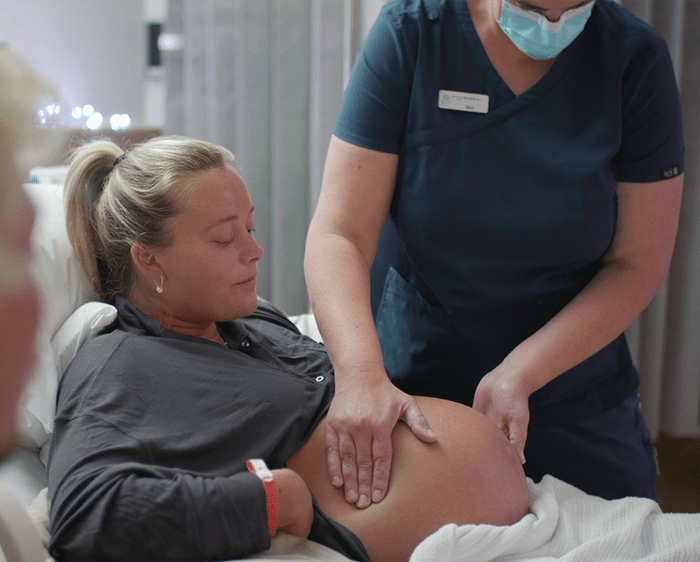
[112,153,127,169]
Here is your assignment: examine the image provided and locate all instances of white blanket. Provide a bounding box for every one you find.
[410,475,700,562]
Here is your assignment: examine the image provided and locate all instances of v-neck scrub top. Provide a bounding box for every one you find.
[333,0,684,498]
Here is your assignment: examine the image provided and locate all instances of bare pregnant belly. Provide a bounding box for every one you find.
[287,396,529,562]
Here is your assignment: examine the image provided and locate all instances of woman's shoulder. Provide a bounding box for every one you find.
[589,0,675,96]
[594,0,667,46]
[55,327,131,415]
[383,0,462,22]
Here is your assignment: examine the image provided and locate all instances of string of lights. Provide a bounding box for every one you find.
[36,102,130,132]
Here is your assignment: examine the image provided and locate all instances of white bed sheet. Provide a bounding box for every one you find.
[0,448,46,507]
[411,475,700,562]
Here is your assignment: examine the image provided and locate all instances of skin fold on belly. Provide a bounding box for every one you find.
[287,396,530,562]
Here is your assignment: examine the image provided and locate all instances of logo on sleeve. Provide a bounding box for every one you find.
[661,166,681,180]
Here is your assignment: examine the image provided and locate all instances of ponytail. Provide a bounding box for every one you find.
[64,140,122,301]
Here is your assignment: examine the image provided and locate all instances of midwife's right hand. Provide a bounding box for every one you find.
[325,371,437,509]
[272,468,313,538]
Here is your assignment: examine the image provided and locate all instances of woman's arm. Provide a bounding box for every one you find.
[474,175,684,460]
[305,136,436,509]
[48,417,313,561]
[274,468,314,538]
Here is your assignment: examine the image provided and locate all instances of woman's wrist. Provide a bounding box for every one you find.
[494,356,531,395]
[333,361,389,391]
[247,459,278,536]
[271,468,313,538]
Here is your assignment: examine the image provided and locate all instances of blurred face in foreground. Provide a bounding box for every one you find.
[0,128,40,459]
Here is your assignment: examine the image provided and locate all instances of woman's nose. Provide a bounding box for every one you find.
[544,10,564,22]
[246,235,264,263]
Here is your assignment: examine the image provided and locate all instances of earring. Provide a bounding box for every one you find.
[155,275,164,294]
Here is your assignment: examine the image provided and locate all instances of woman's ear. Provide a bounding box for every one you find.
[130,243,162,280]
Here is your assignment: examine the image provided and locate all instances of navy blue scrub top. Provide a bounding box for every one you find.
[334,0,684,420]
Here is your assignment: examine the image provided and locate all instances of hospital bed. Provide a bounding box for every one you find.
[1,173,699,562]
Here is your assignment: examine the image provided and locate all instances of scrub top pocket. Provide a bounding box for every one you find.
[375,267,455,396]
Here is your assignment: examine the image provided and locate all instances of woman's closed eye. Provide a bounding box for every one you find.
[515,1,545,13]
[216,228,255,245]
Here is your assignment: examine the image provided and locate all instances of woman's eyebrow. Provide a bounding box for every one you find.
[206,215,238,230]
[205,205,255,231]
[517,0,592,12]
[516,0,544,11]
[569,0,594,9]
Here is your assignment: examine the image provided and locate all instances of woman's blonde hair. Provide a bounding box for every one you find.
[64,136,239,303]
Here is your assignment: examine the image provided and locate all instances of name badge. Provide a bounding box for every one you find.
[438,90,489,114]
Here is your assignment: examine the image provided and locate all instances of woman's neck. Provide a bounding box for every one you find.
[164,318,223,343]
[127,287,225,345]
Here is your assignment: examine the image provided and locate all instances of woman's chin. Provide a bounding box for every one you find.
[226,287,259,318]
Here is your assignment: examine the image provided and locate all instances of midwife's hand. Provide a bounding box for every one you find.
[273,468,313,539]
[325,372,437,509]
[473,366,530,465]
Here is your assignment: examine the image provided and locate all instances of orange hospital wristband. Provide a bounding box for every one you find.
[246,459,279,537]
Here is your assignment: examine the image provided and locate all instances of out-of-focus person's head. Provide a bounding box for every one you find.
[0,44,57,458]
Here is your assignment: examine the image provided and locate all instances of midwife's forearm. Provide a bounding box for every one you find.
[507,258,671,396]
[507,177,683,394]
[304,231,387,385]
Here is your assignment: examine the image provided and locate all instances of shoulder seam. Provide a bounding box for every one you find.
[75,331,131,412]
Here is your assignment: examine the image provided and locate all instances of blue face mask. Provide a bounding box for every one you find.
[497,0,594,60]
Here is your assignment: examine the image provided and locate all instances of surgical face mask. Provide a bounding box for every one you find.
[497,0,595,60]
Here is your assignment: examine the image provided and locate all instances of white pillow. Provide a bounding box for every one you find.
[17,182,98,451]
[17,302,118,459]
[23,183,97,337]
[27,165,70,186]
[51,302,117,377]
[288,313,324,344]
[15,329,58,451]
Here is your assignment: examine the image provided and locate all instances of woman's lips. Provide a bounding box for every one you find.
[237,275,257,286]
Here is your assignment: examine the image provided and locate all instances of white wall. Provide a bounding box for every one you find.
[358,0,388,38]
[0,0,155,127]
[0,0,385,131]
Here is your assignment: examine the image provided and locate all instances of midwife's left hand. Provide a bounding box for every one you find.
[473,365,530,465]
